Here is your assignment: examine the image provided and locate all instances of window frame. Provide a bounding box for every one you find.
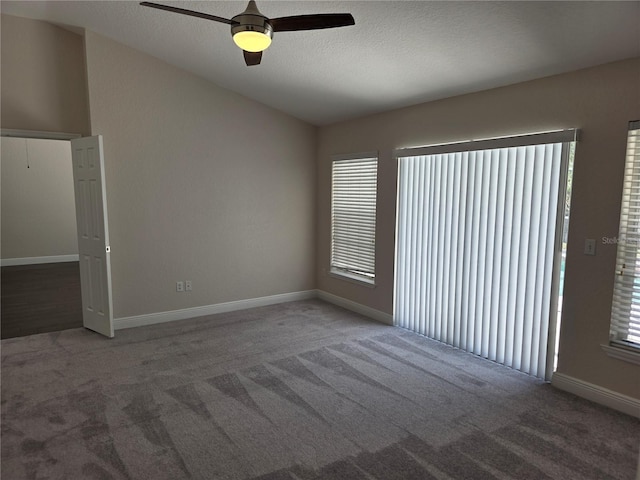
[330,152,379,286]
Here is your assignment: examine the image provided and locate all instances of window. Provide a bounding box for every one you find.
[395,130,577,380]
[330,153,378,285]
[610,121,640,352]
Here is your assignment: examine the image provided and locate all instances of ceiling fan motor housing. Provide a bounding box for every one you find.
[231,15,273,38]
[231,1,274,51]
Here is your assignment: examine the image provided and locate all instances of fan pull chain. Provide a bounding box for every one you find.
[25,138,30,169]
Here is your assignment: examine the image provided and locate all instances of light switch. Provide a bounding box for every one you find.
[584,238,596,256]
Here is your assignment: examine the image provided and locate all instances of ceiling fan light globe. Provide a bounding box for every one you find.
[233,31,272,52]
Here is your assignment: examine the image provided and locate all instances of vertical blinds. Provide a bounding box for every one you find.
[395,133,574,379]
[331,156,378,283]
[610,121,640,348]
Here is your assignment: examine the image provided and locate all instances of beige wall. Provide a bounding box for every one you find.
[83,31,316,319]
[1,14,90,135]
[317,58,640,399]
[1,137,78,260]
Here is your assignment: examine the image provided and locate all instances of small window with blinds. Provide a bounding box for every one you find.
[330,153,378,285]
[610,120,640,351]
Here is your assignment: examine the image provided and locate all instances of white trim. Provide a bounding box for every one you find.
[317,290,393,325]
[114,289,394,332]
[1,128,81,140]
[330,151,378,162]
[114,290,317,330]
[395,129,579,158]
[551,372,640,418]
[601,343,640,366]
[329,269,376,288]
[1,255,80,267]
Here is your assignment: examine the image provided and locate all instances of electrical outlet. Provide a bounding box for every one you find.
[185,280,192,291]
[176,281,184,292]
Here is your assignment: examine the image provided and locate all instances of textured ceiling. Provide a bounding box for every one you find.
[1,1,639,126]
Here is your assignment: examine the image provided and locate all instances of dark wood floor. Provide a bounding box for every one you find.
[1,262,83,339]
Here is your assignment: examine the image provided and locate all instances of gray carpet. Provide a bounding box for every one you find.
[1,299,638,479]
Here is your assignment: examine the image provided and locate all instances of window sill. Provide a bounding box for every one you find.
[601,343,640,366]
[329,269,376,288]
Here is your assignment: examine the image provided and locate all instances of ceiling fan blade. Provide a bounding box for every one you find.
[244,50,262,66]
[140,2,236,25]
[270,13,355,32]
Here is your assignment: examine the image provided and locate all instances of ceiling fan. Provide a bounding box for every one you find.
[140,1,355,66]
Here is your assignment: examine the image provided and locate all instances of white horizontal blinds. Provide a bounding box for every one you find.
[611,122,640,347]
[331,156,378,282]
[395,136,569,379]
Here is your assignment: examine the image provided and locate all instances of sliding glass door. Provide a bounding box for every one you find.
[394,131,576,380]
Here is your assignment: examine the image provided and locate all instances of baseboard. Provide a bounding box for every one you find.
[1,255,80,267]
[552,372,640,418]
[317,290,393,325]
[114,290,318,330]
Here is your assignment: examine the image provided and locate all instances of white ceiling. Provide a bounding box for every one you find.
[2,1,639,126]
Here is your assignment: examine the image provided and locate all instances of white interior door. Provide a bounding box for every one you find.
[71,135,114,337]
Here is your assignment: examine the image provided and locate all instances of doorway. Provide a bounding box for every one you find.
[1,135,81,338]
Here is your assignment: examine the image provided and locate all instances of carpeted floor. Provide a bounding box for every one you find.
[1,299,638,479]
